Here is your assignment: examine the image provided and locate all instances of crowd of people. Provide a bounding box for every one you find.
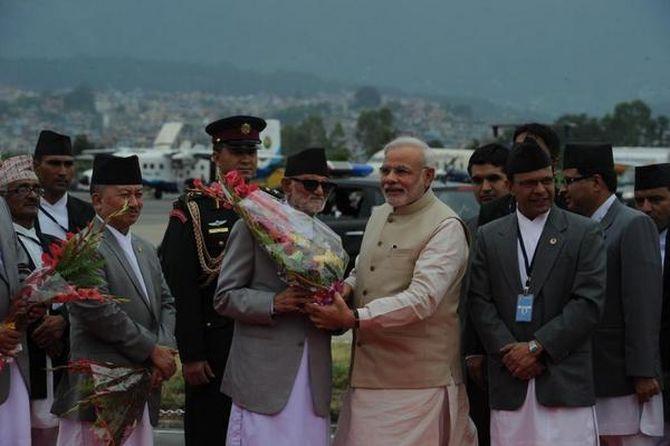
[0,115,669,446]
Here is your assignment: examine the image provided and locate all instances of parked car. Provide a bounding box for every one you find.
[320,177,478,271]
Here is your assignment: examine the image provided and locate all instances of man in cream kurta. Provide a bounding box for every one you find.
[308,137,477,446]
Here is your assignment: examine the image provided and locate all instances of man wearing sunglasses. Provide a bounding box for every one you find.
[562,143,664,445]
[0,155,67,446]
[33,130,95,240]
[214,147,335,445]
[159,115,271,445]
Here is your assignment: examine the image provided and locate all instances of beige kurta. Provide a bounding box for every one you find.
[338,210,477,446]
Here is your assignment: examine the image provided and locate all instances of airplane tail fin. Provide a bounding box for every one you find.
[259,119,281,155]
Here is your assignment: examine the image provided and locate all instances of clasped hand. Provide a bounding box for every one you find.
[500,342,545,380]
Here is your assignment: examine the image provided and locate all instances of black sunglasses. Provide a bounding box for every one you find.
[290,178,336,194]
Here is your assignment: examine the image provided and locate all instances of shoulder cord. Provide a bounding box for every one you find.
[186,201,226,287]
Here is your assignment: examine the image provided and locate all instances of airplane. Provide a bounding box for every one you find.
[79,119,284,198]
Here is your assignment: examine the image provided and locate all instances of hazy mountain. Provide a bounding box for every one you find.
[1,0,668,117]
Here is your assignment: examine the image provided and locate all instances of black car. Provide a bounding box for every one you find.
[320,177,478,271]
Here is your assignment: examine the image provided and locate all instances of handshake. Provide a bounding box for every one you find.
[149,344,178,388]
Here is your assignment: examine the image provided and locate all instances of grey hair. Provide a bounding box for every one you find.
[383,136,436,169]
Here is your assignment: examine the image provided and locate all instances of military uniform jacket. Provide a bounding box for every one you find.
[593,199,662,397]
[159,193,239,368]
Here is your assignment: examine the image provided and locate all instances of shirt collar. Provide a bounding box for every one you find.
[40,193,68,210]
[516,208,550,230]
[13,224,39,240]
[101,217,133,249]
[590,194,617,222]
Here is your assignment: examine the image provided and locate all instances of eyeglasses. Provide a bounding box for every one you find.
[290,178,336,194]
[562,175,594,186]
[516,177,555,188]
[4,185,44,197]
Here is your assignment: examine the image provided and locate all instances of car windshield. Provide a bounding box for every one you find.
[434,187,479,221]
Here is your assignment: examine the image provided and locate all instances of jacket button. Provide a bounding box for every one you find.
[362,290,368,296]
[205,322,212,328]
[370,266,375,272]
[377,241,382,247]
[388,217,394,223]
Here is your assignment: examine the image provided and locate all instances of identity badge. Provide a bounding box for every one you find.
[515,294,534,323]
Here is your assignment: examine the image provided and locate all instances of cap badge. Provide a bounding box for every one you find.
[241,123,251,135]
[549,238,557,245]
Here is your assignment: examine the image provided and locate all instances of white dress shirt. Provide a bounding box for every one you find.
[38,194,69,240]
[106,223,148,301]
[660,229,667,270]
[13,224,43,268]
[489,208,598,446]
[516,208,550,288]
[591,194,664,438]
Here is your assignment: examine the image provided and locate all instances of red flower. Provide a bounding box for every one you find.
[224,170,244,188]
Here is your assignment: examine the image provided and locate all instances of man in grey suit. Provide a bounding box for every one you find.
[562,143,663,445]
[214,148,335,445]
[53,155,176,446]
[0,194,31,444]
[469,140,606,445]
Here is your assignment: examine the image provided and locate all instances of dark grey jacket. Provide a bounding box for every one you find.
[469,206,606,410]
[593,198,662,397]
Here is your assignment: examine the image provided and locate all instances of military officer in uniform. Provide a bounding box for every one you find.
[159,115,269,445]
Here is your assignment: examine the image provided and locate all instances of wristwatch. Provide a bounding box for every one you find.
[528,340,540,354]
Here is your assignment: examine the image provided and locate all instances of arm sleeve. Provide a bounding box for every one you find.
[356,219,468,329]
[533,223,607,363]
[213,221,276,326]
[159,208,206,362]
[468,228,517,354]
[621,215,663,377]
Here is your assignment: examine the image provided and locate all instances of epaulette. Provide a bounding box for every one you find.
[169,208,188,224]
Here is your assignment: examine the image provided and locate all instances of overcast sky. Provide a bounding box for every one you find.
[1,0,668,114]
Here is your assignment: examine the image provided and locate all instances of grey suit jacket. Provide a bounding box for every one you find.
[469,206,607,410]
[593,199,662,397]
[0,197,29,404]
[52,223,176,426]
[214,220,332,417]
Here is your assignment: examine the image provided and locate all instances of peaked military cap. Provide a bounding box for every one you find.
[205,115,266,147]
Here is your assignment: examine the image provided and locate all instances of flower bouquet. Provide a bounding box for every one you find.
[61,359,152,446]
[0,206,127,371]
[193,172,348,304]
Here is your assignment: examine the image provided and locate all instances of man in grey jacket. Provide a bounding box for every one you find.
[469,140,606,445]
[0,193,31,445]
[214,147,335,446]
[53,155,176,446]
[562,143,663,445]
